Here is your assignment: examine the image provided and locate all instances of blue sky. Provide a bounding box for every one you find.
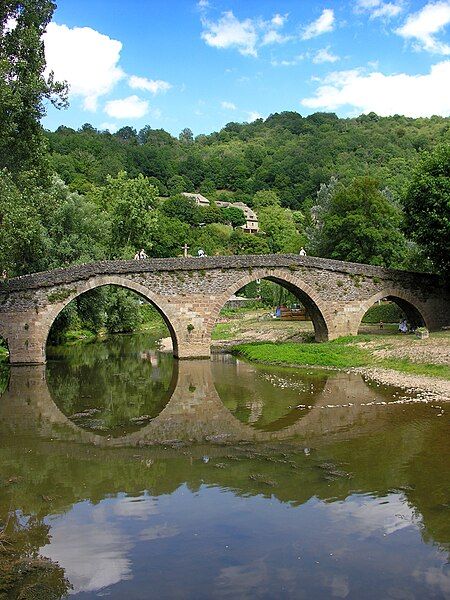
[42,0,450,135]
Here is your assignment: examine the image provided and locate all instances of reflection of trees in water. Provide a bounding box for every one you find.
[0,366,9,397]
[0,510,71,598]
[213,361,328,431]
[47,334,175,435]
[0,408,448,560]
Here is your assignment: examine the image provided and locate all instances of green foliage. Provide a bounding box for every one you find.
[403,144,450,275]
[105,288,142,333]
[220,205,246,227]
[160,194,199,225]
[0,1,67,187]
[230,229,271,254]
[361,302,405,323]
[253,190,281,209]
[0,171,49,275]
[258,205,303,253]
[90,171,158,256]
[311,177,407,266]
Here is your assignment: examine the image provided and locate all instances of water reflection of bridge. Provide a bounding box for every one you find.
[0,359,404,447]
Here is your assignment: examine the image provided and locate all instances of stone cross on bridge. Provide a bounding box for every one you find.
[0,254,448,365]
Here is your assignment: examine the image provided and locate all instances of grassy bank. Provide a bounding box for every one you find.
[233,335,450,379]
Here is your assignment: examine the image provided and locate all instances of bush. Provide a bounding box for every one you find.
[362,302,404,323]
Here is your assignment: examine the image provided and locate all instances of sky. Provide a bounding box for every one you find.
[41,0,450,136]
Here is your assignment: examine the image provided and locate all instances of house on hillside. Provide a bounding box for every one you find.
[182,193,259,234]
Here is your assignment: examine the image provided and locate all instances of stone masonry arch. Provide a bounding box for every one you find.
[354,287,431,333]
[205,269,334,343]
[7,275,181,365]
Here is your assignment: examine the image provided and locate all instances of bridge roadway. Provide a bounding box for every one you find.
[0,254,448,364]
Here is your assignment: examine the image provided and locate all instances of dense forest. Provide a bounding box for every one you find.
[1,1,449,342]
[47,112,449,211]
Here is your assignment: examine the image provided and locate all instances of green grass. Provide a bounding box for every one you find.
[211,322,237,340]
[233,335,450,379]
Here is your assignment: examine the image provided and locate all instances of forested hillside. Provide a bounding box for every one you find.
[47,112,449,210]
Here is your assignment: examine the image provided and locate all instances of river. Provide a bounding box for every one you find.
[0,332,448,599]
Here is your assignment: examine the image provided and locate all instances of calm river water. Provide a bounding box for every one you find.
[0,333,448,599]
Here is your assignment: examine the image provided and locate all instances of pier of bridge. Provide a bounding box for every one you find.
[0,254,448,365]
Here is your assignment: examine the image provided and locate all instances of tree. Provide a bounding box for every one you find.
[0,1,68,186]
[252,190,281,209]
[403,144,450,275]
[0,171,49,275]
[220,206,246,227]
[258,205,302,253]
[91,171,158,256]
[312,177,407,267]
[179,127,194,144]
[230,230,270,254]
[160,194,199,225]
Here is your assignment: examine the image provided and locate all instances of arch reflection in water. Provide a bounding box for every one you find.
[0,351,426,447]
[46,333,177,436]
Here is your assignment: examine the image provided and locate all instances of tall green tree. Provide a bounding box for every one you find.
[403,144,450,275]
[0,1,67,186]
[90,171,158,257]
[311,177,407,267]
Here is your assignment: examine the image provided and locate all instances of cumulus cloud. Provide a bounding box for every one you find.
[201,11,258,56]
[302,9,335,40]
[44,22,125,111]
[221,101,237,110]
[355,0,404,20]
[301,60,450,117]
[313,47,340,63]
[200,10,292,56]
[396,1,450,54]
[104,95,149,119]
[128,75,172,94]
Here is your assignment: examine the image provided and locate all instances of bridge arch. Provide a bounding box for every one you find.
[41,274,180,360]
[357,288,429,332]
[207,269,333,343]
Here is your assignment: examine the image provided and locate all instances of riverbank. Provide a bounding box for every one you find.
[233,333,450,402]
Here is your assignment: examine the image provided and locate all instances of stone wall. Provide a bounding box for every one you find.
[0,255,448,364]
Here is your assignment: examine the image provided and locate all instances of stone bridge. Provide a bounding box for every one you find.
[0,254,448,365]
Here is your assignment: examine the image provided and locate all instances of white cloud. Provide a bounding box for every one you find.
[100,122,118,133]
[104,95,149,119]
[261,29,291,45]
[396,1,450,54]
[355,0,404,20]
[247,111,263,121]
[221,101,237,110]
[44,23,125,111]
[201,11,258,56]
[271,54,305,67]
[200,10,292,55]
[272,13,288,27]
[128,75,172,94]
[301,60,450,117]
[302,9,335,40]
[313,46,340,63]
[41,518,131,593]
